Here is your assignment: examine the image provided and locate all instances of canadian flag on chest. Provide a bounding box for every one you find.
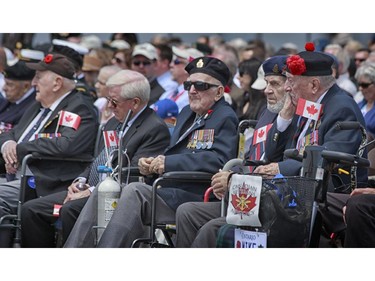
[58,110,81,130]
[252,124,272,145]
[103,130,119,148]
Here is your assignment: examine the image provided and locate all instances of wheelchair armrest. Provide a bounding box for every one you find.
[29,152,94,163]
[161,171,213,181]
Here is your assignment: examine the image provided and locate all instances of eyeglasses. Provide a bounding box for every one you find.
[183,81,220,91]
[173,58,186,65]
[132,60,152,67]
[106,97,129,108]
[358,82,373,89]
[355,58,366,63]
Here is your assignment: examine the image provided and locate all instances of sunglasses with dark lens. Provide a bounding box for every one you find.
[183,81,220,91]
[132,60,152,66]
[114,57,124,64]
[358,82,373,89]
[355,58,366,63]
[106,97,123,108]
[173,58,186,65]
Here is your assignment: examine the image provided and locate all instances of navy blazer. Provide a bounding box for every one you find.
[80,107,171,180]
[158,98,239,210]
[0,89,99,197]
[265,84,368,189]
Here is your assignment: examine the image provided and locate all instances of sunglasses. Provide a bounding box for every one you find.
[173,58,186,65]
[106,97,128,108]
[183,81,220,91]
[358,82,373,89]
[113,57,124,64]
[132,60,152,67]
[355,58,366,62]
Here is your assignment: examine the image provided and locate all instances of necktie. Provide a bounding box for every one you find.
[21,108,50,142]
[87,146,116,187]
[87,123,121,187]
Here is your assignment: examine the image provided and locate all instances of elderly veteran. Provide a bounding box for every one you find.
[0,61,36,131]
[0,53,98,247]
[64,56,239,248]
[174,55,290,248]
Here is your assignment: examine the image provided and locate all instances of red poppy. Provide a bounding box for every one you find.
[286,55,306,76]
[204,109,213,120]
[44,54,53,64]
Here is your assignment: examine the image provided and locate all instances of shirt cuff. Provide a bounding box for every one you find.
[276,115,293,132]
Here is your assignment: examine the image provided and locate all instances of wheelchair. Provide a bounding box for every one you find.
[215,121,371,248]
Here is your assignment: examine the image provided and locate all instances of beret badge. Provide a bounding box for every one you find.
[196,59,204,68]
[272,64,279,74]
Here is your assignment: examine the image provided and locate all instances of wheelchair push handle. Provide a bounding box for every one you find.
[321,150,370,168]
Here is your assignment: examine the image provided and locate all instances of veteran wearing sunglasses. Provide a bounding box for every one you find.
[355,62,375,136]
[64,57,239,248]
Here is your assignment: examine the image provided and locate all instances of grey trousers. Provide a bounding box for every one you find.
[64,182,175,248]
[175,201,223,248]
[0,179,21,247]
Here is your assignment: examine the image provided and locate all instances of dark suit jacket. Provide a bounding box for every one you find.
[0,89,98,197]
[0,88,36,127]
[79,107,171,179]
[158,97,239,210]
[245,109,278,162]
[265,84,368,188]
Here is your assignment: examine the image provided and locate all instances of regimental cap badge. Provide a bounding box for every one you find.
[196,59,204,68]
[272,64,279,74]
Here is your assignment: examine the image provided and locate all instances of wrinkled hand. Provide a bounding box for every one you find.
[211,170,231,200]
[138,157,155,175]
[63,182,90,204]
[279,92,296,120]
[149,155,165,175]
[2,141,18,173]
[253,163,280,177]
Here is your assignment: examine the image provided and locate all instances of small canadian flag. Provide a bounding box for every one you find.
[58,111,81,130]
[103,130,119,148]
[253,124,272,145]
[53,204,62,217]
[296,98,322,121]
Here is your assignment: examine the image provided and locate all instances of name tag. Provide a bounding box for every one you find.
[234,228,267,248]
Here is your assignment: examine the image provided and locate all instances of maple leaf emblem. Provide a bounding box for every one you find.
[110,133,115,142]
[231,182,257,219]
[306,104,318,116]
[65,114,73,122]
[258,129,265,138]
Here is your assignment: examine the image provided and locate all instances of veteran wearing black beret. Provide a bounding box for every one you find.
[63,56,240,248]
[0,61,37,128]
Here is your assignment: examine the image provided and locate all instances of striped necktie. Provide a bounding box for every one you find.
[21,108,50,142]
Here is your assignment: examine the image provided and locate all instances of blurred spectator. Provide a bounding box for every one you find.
[111,48,132,69]
[158,46,203,112]
[154,44,178,101]
[110,33,138,47]
[94,65,122,125]
[131,43,164,105]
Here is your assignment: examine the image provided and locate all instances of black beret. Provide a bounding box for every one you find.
[185,56,230,86]
[286,43,333,76]
[3,61,35,80]
[262,55,287,77]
